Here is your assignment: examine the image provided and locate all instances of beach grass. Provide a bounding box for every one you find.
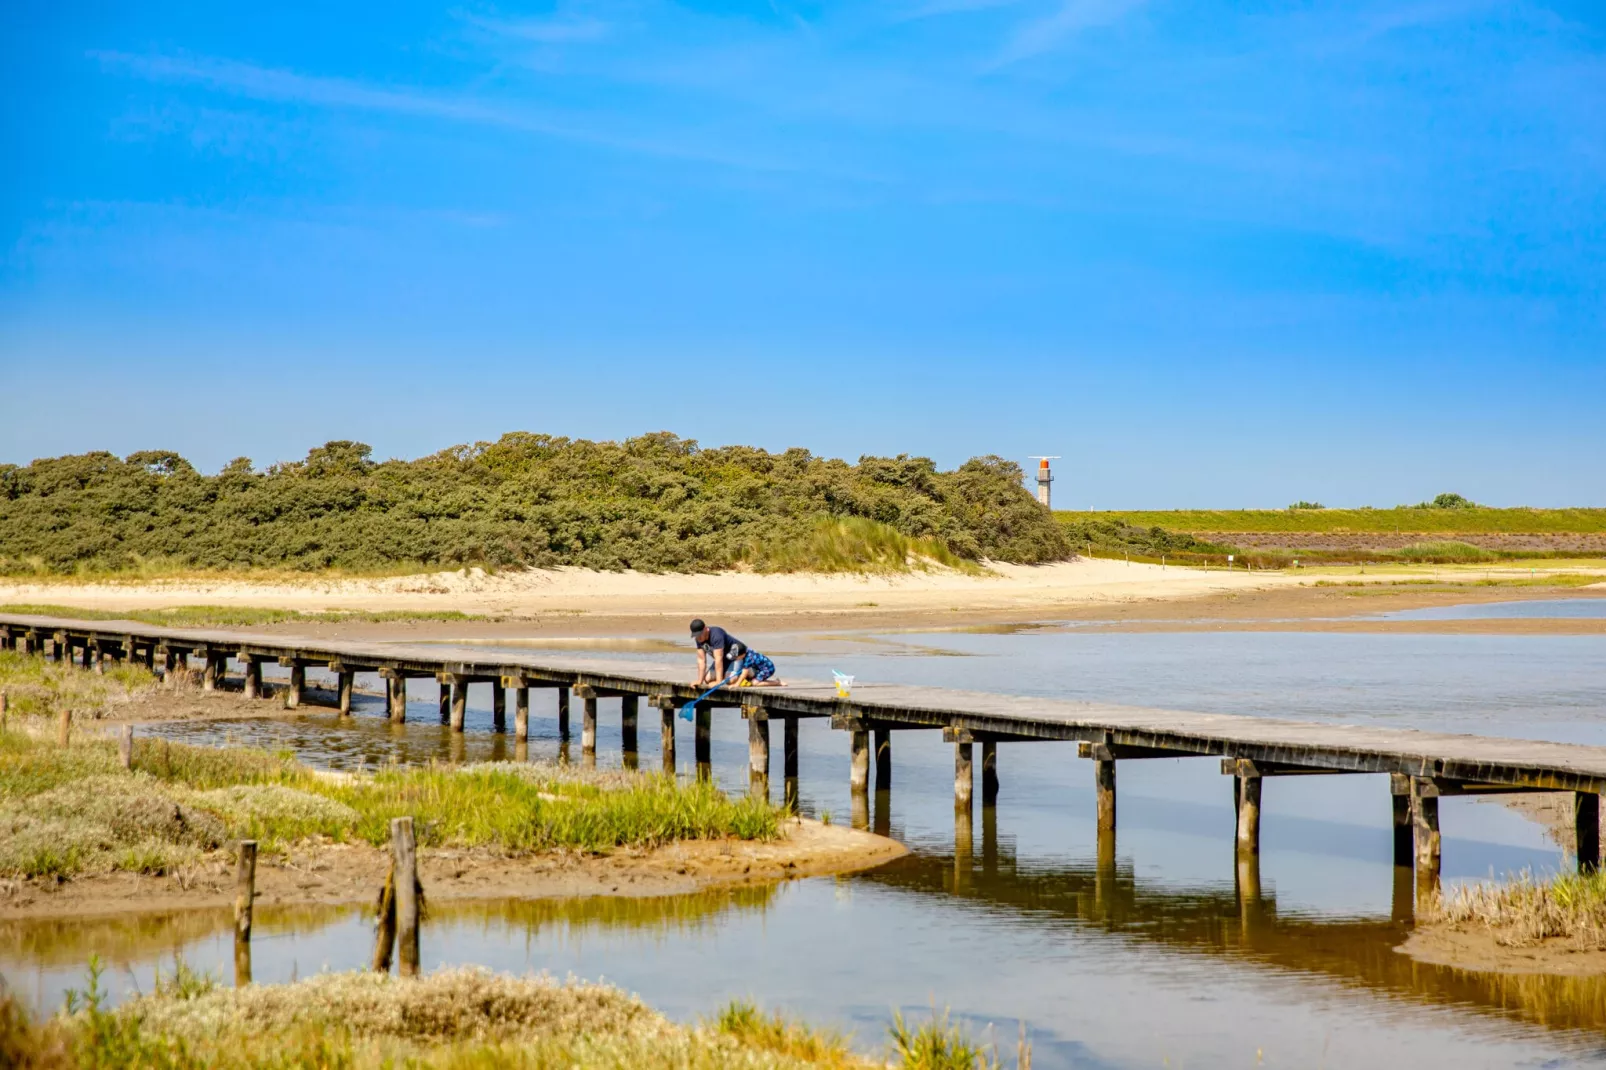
[0,603,492,626]
[1431,869,1606,949]
[0,732,782,879]
[1065,508,1606,535]
[0,650,158,720]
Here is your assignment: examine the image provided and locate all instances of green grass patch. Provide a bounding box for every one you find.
[0,733,782,879]
[1064,507,1606,535]
[747,516,988,574]
[1433,869,1606,949]
[0,604,489,627]
[0,649,158,720]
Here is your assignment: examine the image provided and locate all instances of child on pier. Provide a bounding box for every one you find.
[726,641,782,687]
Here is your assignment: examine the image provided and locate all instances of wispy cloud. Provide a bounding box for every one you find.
[89,50,790,172]
[464,12,613,43]
[991,0,1148,68]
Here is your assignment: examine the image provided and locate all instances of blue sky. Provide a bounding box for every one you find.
[2,0,1602,507]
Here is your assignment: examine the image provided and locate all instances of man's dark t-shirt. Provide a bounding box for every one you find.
[698,627,741,665]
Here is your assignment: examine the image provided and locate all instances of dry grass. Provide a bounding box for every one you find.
[1078,508,1606,534]
[0,650,158,721]
[0,603,491,626]
[1431,869,1606,948]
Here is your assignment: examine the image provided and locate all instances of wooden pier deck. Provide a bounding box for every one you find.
[3,611,1602,898]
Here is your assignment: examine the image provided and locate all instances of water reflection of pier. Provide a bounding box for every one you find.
[865,800,1606,1042]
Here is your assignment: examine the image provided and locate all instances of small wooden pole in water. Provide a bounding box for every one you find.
[437,679,450,724]
[849,729,870,793]
[783,717,799,809]
[450,679,467,731]
[981,741,999,806]
[242,656,261,699]
[392,817,420,979]
[90,640,104,675]
[557,688,571,740]
[202,650,220,691]
[695,703,712,780]
[1095,758,1116,833]
[581,691,598,764]
[57,707,71,747]
[287,662,305,709]
[514,685,530,741]
[1390,775,1413,868]
[119,724,134,769]
[372,865,397,973]
[621,694,639,768]
[336,670,354,715]
[1577,792,1600,873]
[660,705,676,773]
[1235,773,1262,855]
[492,683,506,733]
[954,740,974,810]
[873,727,891,791]
[234,840,257,987]
[746,706,769,798]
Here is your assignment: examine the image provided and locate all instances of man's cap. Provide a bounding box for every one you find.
[689,618,706,634]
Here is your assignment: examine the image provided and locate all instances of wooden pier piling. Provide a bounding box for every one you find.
[557,687,571,740]
[514,684,530,741]
[981,740,998,806]
[849,728,870,793]
[1412,777,1441,901]
[338,670,355,716]
[234,840,257,987]
[492,684,506,733]
[1095,758,1116,833]
[392,817,420,979]
[695,703,712,780]
[1235,773,1262,855]
[1577,792,1600,873]
[621,694,639,769]
[1391,785,1413,868]
[747,706,769,798]
[874,727,891,791]
[286,661,305,709]
[660,706,676,773]
[450,678,467,731]
[954,739,974,810]
[391,674,411,723]
[202,651,221,691]
[580,688,598,766]
[783,717,799,808]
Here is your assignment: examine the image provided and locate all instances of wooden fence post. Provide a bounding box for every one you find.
[119,725,134,769]
[0,691,7,734]
[57,707,71,747]
[372,866,397,973]
[392,816,420,978]
[234,840,257,986]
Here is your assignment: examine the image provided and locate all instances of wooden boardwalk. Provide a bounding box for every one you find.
[3,610,1602,898]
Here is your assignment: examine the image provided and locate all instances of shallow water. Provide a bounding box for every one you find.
[5,608,1606,1068]
[1378,597,1606,621]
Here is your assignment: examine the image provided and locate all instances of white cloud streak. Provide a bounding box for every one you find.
[991,0,1148,68]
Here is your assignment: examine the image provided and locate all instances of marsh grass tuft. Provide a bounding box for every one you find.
[888,1008,1027,1070]
[711,999,858,1066]
[0,734,782,879]
[0,651,157,721]
[1395,540,1499,563]
[1432,869,1606,948]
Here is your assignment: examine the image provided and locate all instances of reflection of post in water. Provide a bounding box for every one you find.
[233,840,256,987]
[1391,860,1415,924]
[1094,823,1117,919]
[873,789,891,838]
[954,804,974,894]
[783,716,799,810]
[695,703,712,782]
[448,731,466,766]
[514,740,528,763]
[849,720,870,828]
[1235,849,1263,941]
[981,802,998,875]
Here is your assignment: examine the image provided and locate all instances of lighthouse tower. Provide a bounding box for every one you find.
[1029,457,1059,509]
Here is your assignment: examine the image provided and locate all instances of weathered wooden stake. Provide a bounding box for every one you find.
[1577,792,1600,873]
[1235,773,1262,855]
[0,691,7,734]
[287,663,305,709]
[450,679,467,731]
[1095,759,1116,833]
[621,695,639,768]
[557,688,571,740]
[695,703,712,780]
[747,707,769,798]
[849,729,870,793]
[1390,779,1413,868]
[372,865,397,973]
[492,684,506,732]
[202,651,220,691]
[57,707,72,747]
[660,707,676,773]
[783,717,799,809]
[234,840,257,987]
[955,741,974,810]
[1411,777,1441,900]
[338,671,355,716]
[243,656,261,699]
[80,640,93,670]
[89,641,104,675]
[976,742,997,807]
[394,675,413,723]
[873,727,891,791]
[581,693,598,763]
[119,724,133,769]
[514,686,530,741]
[161,648,179,689]
[391,817,420,979]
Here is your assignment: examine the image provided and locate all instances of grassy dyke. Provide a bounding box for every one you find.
[1065,508,1606,535]
[0,732,782,879]
[1431,870,1606,949]
[0,434,1068,576]
[0,604,491,627]
[1,966,1026,1070]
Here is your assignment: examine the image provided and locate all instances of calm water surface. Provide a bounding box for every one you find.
[5,608,1606,1068]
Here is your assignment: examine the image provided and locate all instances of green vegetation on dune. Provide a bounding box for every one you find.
[0,434,1068,576]
[1068,507,1606,535]
[0,604,489,627]
[0,732,782,879]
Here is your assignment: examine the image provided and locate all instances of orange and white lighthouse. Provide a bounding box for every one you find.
[1028,456,1059,509]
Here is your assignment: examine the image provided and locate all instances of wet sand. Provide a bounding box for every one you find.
[1399,927,1606,977]
[0,818,905,923]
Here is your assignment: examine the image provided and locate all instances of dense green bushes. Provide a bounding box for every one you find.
[0,433,1068,575]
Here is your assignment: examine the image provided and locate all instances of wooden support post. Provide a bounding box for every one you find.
[338,671,355,716]
[1095,758,1116,833]
[119,724,133,769]
[621,694,639,769]
[873,727,891,791]
[391,817,420,979]
[955,741,974,810]
[582,693,598,766]
[849,729,870,793]
[1391,781,1413,868]
[439,681,450,724]
[234,840,257,987]
[287,663,305,709]
[1411,777,1441,901]
[450,679,467,731]
[392,675,411,723]
[783,717,799,808]
[492,684,506,732]
[981,740,998,806]
[661,706,676,774]
[694,703,712,779]
[515,686,530,741]
[202,651,220,691]
[161,648,179,689]
[1577,792,1600,873]
[57,707,71,747]
[747,707,769,798]
[242,656,262,699]
[121,635,135,665]
[0,691,7,734]
[143,642,154,671]
[89,640,104,675]
[1236,773,1262,855]
[81,641,94,670]
[557,688,571,739]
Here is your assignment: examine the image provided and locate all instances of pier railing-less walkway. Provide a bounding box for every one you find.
[4,611,1604,904]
